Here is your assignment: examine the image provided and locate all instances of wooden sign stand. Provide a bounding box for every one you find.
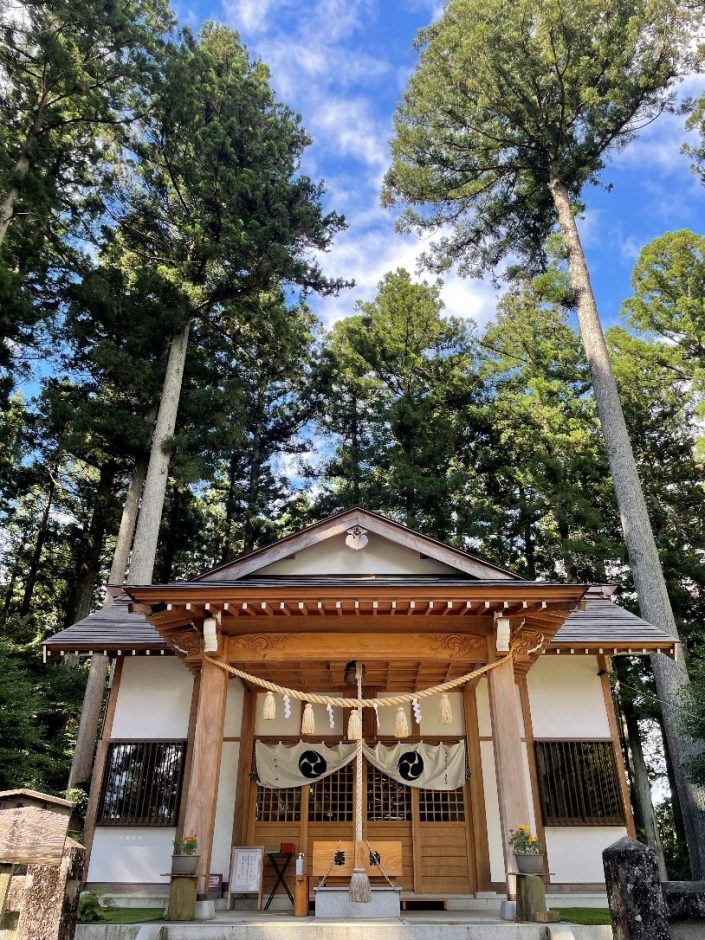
[227,846,265,910]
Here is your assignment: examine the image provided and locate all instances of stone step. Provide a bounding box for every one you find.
[76,921,614,940]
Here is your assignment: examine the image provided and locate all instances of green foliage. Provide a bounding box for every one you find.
[622,229,705,456]
[316,269,477,539]
[0,0,173,395]
[557,909,611,925]
[76,893,105,924]
[383,0,697,275]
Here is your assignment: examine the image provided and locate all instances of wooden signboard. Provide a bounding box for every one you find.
[0,789,73,868]
[312,840,402,877]
[227,846,264,910]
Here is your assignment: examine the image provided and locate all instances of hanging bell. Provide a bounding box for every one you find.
[440,693,453,725]
[301,702,316,735]
[347,708,362,741]
[395,706,409,739]
[263,690,276,720]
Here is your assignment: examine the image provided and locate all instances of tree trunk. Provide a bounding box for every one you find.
[67,654,110,788]
[128,319,191,584]
[103,456,148,605]
[550,170,705,877]
[221,452,238,563]
[0,155,29,246]
[64,463,117,627]
[621,695,668,878]
[68,458,147,787]
[242,408,264,555]
[19,468,57,617]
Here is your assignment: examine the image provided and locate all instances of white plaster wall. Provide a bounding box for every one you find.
[112,657,194,739]
[224,679,244,737]
[258,532,459,575]
[546,827,627,883]
[88,828,174,883]
[211,741,239,879]
[528,656,610,738]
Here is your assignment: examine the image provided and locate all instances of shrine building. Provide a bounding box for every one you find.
[43,508,676,907]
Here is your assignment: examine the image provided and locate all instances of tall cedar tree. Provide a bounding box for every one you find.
[477,275,618,580]
[116,22,347,585]
[382,0,705,874]
[68,23,348,785]
[0,0,172,395]
[318,269,477,539]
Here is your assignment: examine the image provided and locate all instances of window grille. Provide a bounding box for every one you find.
[98,740,186,826]
[367,763,411,821]
[534,740,624,826]
[255,785,301,822]
[418,787,465,822]
[309,763,353,822]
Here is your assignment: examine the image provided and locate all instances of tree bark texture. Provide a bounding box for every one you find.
[64,463,117,627]
[67,654,109,788]
[550,171,705,878]
[19,469,56,617]
[0,155,29,246]
[129,319,191,584]
[104,456,147,604]
[622,701,667,879]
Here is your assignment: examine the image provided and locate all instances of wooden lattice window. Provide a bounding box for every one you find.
[309,763,353,822]
[535,740,625,826]
[98,740,186,826]
[367,764,411,821]
[255,785,301,822]
[418,787,465,822]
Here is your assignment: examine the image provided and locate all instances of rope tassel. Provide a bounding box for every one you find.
[347,708,362,741]
[263,690,276,720]
[349,867,371,903]
[301,702,315,735]
[440,693,453,725]
[395,706,409,739]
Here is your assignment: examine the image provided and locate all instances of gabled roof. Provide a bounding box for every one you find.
[193,507,520,582]
[42,582,676,657]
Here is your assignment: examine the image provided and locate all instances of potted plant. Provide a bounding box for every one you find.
[508,824,543,875]
[172,834,199,875]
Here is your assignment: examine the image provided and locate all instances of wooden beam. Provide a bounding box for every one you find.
[182,656,228,898]
[487,655,532,900]
[232,687,255,848]
[518,677,549,881]
[598,655,636,838]
[464,684,490,892]
[226,631,487,663]
[83,657,123,877]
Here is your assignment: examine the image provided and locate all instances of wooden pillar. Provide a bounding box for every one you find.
[487,655,532,899]
[182,655,228,898]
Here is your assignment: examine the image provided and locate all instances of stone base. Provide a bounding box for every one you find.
[500,899,516,920]
[314,886,401,918]
[195,899,215,920]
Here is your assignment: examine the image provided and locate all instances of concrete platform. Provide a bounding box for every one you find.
[75,909,614,940]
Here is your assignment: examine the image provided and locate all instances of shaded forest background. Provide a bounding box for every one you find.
[1,0,705,879]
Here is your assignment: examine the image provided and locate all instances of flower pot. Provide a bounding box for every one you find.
[514,853,543,875]
[171,854,199,875]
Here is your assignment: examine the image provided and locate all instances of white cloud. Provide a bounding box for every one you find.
[222,0,290,33]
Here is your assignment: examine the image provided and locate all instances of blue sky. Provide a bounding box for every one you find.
[176,0,705,331]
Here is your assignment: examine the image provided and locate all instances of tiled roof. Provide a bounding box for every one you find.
[43,583,675,655]
[551,596,675,648]
[42,597,166,654]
